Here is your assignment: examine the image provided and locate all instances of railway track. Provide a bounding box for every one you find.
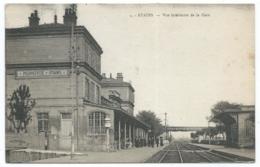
[145,141,254,163]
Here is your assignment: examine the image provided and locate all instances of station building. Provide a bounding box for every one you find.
[6,9,149,151]
[211,105,255,148]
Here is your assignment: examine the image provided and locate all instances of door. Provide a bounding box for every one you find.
[60,113,72,149]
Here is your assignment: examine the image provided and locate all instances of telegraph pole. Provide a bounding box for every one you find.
[164,112,167,140]
[75,38,80,151]
[70,4,78,159]
[74,4,80,154]
[70,22,75,159]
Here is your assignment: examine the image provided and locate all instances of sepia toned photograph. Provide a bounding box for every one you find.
[4,3,255,163]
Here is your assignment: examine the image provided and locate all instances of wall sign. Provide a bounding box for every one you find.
[16,69,70,78]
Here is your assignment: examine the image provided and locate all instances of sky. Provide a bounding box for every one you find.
[5,4,255,127]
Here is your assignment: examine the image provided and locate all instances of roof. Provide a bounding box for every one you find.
[114,108,150,129]
[6,23,103,55]
[209,105,255,123]
[222,106,254,113]
[101,78,135,92]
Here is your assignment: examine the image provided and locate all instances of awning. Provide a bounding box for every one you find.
[114,109,150,130]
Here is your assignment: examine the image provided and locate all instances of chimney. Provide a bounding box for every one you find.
[110,73,112,79]
[63,8,77,26]
[54,15,57,24]
[117,73,123,81]
[102,73,106,78]
[28,10,40,27]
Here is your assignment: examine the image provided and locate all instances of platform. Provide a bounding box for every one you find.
[32,145,168,163]
[191,143,255,160]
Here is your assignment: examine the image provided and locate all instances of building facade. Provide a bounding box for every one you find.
[211,105,255,148]
[101,73,135,115]
[6,9,149,151]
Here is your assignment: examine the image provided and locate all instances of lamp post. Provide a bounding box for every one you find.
[105,117,111,152]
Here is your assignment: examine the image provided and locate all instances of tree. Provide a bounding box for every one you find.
[208,127,219,139]
[196,130,204,137]
[211,101,241,116]
[190,132,198,139]
[7,85,36,133]
[194,129,206,140]
[136,110,164,136]
[207,101,241,141]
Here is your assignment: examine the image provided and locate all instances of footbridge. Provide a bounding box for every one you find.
[166,126,208,132]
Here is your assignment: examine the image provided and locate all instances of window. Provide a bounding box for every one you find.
[37,113,49,133]
[85,44,89,63]
[93,55,97,71]
[88,53,91,66]
[87,46,92,66]
[85,78,89,99]
[89,81,95,102]
[89,112,106,134]
[96,85,100,104]
[91,52,95,68]
[97,56,101,73]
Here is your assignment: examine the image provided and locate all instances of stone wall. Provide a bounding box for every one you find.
[6,101,116,151]
[6,133,45,150]
[6,36,71,64]
[238,113,254,148]
[6,34,101,74]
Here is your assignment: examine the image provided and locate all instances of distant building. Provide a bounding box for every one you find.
[211,105,255,148]
[101,73,135,115]
[6,8,149,151]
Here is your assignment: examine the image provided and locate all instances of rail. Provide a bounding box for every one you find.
[181,143,214,162]
[187,143,236,162]
[176,143,184,163]
[146,142,252,163]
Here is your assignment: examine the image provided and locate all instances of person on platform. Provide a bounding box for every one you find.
[151,137,154,148]
[149,137,152,147]
[135,138,138,147]
[44,131,49,150]
[128,139,132,148]
[156,137,159,147]
[160,136,164,146]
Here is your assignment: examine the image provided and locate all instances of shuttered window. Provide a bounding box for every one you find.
[37,113,49,133]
